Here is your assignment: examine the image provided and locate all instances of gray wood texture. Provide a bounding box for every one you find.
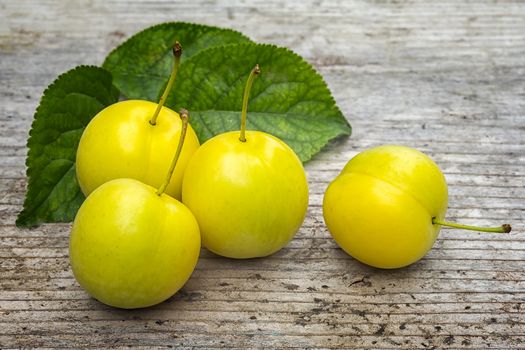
[1,0,524,348]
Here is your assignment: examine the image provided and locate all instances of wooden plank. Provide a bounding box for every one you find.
[1,0,524,348]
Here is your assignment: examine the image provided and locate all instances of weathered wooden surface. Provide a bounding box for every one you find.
[1,0,524,348]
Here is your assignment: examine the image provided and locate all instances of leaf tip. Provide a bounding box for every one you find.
[15,211,33,228]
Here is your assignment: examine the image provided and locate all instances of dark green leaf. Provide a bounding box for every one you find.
[16,66,120,227]
[168,43,351,162]
[103,22,251,101]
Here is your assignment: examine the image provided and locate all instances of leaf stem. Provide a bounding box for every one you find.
[150,42,183,126]
[432,217,511,233]
[156,109,189,196]
[239,64,260,142]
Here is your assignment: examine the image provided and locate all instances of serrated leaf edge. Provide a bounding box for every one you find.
[17,65,113,227]
[101,21,253,68]
[25,65,112,171]
[175,42,352,162]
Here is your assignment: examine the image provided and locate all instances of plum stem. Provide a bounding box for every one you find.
[239,64,260,142]
[156,109,189,196]
[432,218,511,233]
[150,41,183,126]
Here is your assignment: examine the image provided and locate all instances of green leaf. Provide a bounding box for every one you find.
[16,66,120,227]
[168,43,351,162]
[103,22,251,101]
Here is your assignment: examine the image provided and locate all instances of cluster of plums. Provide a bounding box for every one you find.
[69,45,510,309]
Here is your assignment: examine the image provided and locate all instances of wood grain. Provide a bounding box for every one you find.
[1,0,524,348]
